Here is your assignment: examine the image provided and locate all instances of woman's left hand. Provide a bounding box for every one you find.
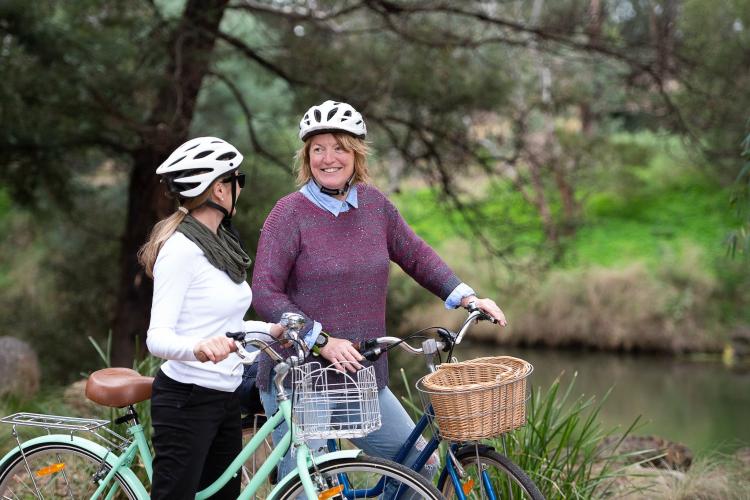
[269,323,284,339]
[461,296,508,327]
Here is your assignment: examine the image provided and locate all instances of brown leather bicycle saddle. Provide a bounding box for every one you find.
[85,368,154,408]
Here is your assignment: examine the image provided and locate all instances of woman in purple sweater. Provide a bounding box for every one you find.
[251,100,507,481]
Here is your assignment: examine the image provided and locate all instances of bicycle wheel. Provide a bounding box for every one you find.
[0,442,139,499]
[276,455,443,499]
[438,445,544,500]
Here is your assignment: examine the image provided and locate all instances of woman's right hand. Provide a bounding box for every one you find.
[194,336,237,363]
[320,337,364,373]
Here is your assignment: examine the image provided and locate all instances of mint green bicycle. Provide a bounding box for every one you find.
[0,313,443,499]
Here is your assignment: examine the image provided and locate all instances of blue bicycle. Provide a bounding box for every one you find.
[329,305,545,500]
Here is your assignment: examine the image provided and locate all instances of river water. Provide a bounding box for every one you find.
[390,344,750,455]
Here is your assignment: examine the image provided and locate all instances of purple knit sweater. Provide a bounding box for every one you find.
[252,184,461,390]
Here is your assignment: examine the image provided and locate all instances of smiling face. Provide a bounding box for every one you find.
[308,134,355,198]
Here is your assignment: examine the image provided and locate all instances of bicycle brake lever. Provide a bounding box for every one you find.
[435,328,456,350]
[231,347,261,374]
[225,331,245,341]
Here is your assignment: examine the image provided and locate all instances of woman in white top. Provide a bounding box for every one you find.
[138,137,283,499]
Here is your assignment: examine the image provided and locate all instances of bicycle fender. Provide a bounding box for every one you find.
[0,433,149,498]
[455,443,495,455]
[268,449,362,499]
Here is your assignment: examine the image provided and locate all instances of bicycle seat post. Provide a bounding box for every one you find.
[421,338,439,373]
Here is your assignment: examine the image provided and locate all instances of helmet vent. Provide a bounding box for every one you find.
[184,144,200,152]
[175,181,200,192]
[193,150,214,159]
[210,140,224,144]
[298,100,366,141]
[181,168,213,177]
[216,152,237,161]
[168,155,187,167]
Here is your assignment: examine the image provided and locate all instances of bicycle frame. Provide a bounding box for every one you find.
[0,388,361,500]
[328,406,485,500]
[326,308,507,500]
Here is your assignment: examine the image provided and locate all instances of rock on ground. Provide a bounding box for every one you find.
[0,336,40,399]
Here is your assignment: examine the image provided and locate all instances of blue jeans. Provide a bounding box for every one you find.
[260,384,437,492]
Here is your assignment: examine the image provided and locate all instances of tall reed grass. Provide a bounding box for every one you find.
[496,373,642,499]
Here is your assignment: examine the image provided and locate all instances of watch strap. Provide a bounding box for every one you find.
[312,331,330,357]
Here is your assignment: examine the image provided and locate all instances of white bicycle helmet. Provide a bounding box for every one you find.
[156,137,243,198]
[298,100,367,141]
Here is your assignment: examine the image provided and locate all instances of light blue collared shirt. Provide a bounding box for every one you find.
[300,180,358,217]
[297,180,476,347]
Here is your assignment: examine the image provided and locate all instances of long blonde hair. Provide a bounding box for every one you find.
[295,133,370,187]
[137,189,213,278]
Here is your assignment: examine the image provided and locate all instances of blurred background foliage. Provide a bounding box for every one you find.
[2,2,750,497]
[0,0,748,382]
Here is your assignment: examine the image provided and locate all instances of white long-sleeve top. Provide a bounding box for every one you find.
[147,232,272,392]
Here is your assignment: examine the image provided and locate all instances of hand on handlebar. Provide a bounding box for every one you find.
[269,323,284,339]
[194,335,238,363]
[320,337,364,373]
[268,322,296,349]
[462,296,507,327]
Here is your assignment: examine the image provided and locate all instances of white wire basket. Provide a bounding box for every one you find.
[292,362,381,440]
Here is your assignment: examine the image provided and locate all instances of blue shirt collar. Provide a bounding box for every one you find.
[300,180,358,217]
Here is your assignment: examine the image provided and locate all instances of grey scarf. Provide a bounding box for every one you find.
[177,215,250,284]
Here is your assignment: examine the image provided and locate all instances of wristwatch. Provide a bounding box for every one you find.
[311,331,330,357]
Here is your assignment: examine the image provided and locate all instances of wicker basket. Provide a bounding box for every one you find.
[417,356,533,441]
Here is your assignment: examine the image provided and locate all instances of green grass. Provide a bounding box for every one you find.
[572,181,737,268]
[393,134,739,273]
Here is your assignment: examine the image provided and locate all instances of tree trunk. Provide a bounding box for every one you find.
[111,0,230,367]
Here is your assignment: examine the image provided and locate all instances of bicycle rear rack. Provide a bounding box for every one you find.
[1,412,130,451]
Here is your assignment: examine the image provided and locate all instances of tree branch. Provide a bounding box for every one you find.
[209,70,292,175]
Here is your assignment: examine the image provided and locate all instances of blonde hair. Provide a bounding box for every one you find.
[295,133,370,187]
[137,188,213,278]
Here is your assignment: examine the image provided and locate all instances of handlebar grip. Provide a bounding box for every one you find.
[483,313,499,324]
[353,339,382,361]
[353,339,379,352]
[466,302,497,322]
[360,348,382,362]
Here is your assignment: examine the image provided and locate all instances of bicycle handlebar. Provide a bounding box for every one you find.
[226,311,309,374]
[357,306,493,361]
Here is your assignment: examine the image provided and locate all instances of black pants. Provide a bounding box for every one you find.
[150,369,241,500]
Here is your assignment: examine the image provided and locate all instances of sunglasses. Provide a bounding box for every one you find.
[221,171,246,189]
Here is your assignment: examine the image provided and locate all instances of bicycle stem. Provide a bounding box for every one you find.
[421,338,440,373]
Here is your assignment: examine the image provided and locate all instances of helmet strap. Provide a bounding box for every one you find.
[204,200,230,218]
[315,175,354,197]
[201,179,246,250]
[202,172,239,220]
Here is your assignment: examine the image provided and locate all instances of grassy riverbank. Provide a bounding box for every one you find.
[3,366,746,499]
[392,133,750,354]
